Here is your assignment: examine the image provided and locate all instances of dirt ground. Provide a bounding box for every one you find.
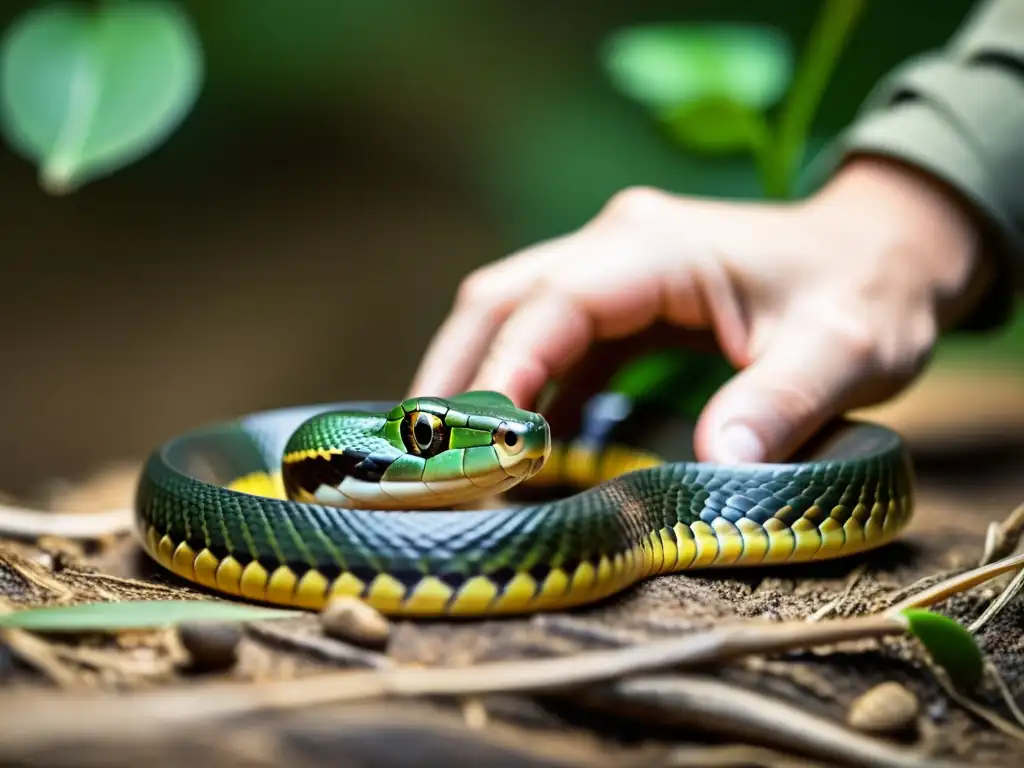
[0,366,1023,768]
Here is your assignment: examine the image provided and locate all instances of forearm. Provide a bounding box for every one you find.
[835,0,1024,330]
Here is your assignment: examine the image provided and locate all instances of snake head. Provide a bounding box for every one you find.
[281,391,550,510]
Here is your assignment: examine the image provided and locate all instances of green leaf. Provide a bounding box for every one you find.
[0,600,299,632]
[899,609,984,687]
[609,349,733,420]
[0,0,203,194]
[661,96,770,156]
[602,24,793,113]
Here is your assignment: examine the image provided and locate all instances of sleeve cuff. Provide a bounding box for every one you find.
[829,55,1024,331]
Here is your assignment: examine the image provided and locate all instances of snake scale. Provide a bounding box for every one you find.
[134,390,915,616]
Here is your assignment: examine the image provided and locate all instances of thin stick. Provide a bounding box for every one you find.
[884,552,1024,616]
[665,744,824,768]
[0,614,904,750]
[927,662,1024,743]
[968,566,1024,633]
[575,674,963,768]
[978,502,1024,566]
[245,621,394,669]
[806,564,867,622]
[0,601,80,688]
[984,660,1024,731]
[0,505,133,540]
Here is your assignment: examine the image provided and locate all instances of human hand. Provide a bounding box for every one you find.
[408,156,993,464]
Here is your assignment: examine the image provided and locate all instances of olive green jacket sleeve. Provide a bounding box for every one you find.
[835,0,1024,330]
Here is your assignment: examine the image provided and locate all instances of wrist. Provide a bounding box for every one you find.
[809,154,995,331]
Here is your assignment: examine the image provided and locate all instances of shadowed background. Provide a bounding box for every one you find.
[1,0,1020,497]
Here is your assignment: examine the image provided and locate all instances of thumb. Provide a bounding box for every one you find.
[694,319,878,464]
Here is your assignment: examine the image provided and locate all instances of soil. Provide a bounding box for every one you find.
[1,367,1023,768]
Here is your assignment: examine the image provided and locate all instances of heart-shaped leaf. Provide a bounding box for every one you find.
[661,96,770,156]
[898,608,984,688]
[0,0,203,194]
[0,599,300,632]
[602,24,793,114]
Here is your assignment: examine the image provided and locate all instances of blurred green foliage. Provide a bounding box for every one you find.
[595,0,869,409]
[0,0,202,193]
[605,24,792,112]
[0,0,1018,396]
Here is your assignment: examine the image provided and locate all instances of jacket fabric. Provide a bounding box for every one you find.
[837,0,1024,330]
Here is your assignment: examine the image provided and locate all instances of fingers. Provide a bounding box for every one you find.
[408,186,755,419]
[409,187,696,402]
[406,303,506,398]
[694,310,891,464]
[540,324,716,438]
[467,292,594,407]
[406,237,565,398]
[464,237,671,407]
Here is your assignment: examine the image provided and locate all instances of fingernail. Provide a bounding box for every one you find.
[717,422,765,464]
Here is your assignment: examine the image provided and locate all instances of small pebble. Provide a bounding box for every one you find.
[320,596,390,649]
[177,621,242,672]
[847,681,920,735]
[927,696,950,723]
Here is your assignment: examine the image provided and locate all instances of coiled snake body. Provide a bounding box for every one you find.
[135,390,914,616]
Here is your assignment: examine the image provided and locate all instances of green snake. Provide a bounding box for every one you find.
[134,390,915,616]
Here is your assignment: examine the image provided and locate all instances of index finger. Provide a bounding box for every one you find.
[405,238,565,398]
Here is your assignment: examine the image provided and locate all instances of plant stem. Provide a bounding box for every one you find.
[761,0,868,198]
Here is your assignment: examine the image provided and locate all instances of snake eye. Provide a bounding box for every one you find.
[401,411,449,457]
[495,422,525,456]
[414,415,433,448]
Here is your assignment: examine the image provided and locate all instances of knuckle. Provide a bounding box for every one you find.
[827,307,937,379]
[769,380,823,424]
[600,185,672,224]
[824,313,878,367]
[912,312,938,354]
[536,268,578,297]
[455,268,497,309]
[897,312,938,379]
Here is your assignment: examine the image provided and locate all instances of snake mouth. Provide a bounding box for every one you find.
[291,444,545,511]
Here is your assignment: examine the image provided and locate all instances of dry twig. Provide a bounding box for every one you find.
[968,566,1024,633]
[573,674,963,768]
[805,564,868,622]
[925,661,1024,743]
[979,502,1024,566]
[0,613,905,748]
[0,545,75,602]
[884,553,1024,616]
[664,743,830,767]
[0,600,80,687]
[0,505,133,541]
[245,620,394,669]
[984,660,1024,731]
